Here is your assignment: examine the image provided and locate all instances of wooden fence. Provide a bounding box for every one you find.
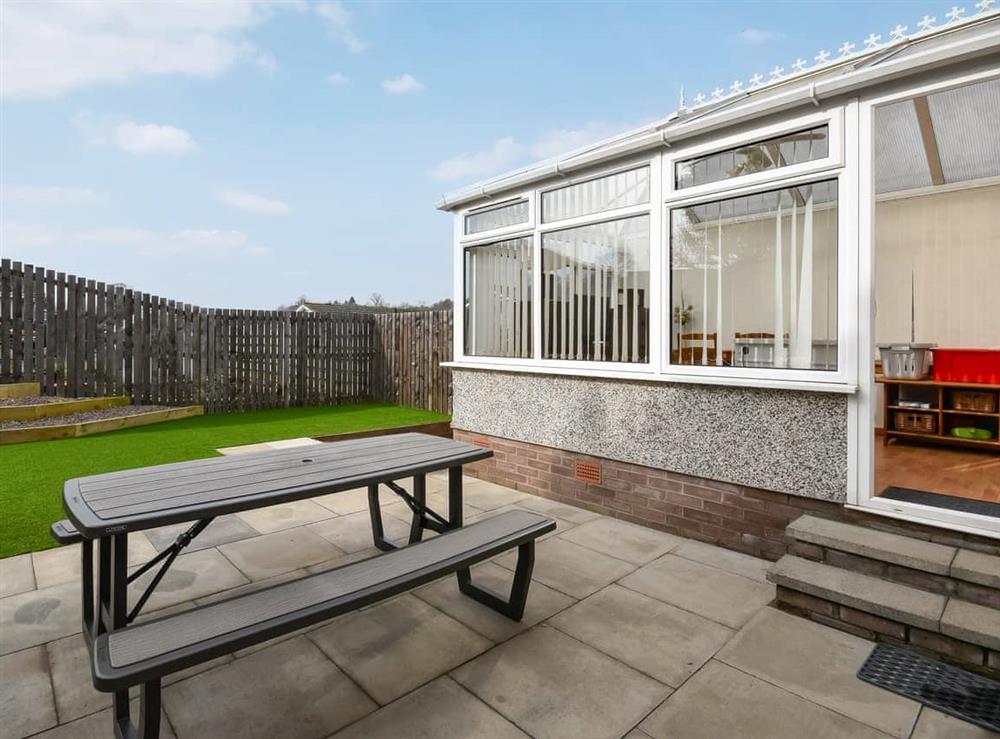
[0,259,453,413]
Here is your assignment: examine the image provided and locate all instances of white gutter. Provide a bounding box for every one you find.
[436,17,1000,212]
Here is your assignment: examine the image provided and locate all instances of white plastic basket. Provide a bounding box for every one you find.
[878,343,935,380]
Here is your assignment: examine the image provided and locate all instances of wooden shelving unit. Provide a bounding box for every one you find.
[876,376,1000,451]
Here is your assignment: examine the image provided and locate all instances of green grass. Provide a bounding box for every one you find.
[0,403,449,559]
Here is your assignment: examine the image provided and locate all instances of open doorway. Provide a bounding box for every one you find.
[872,75,1000,516]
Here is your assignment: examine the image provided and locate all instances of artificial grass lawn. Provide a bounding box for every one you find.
[0,403,449,559]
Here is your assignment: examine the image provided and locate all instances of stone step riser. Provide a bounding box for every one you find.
[789,541,1000,609]
[774,587,999,677]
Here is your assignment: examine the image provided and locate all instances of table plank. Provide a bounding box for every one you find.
[64,433,491,537]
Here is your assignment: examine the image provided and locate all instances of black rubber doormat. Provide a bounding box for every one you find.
[858,643,1000,732]
[880,487,1000,518]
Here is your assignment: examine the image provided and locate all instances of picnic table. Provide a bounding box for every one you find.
[51,432,555,739]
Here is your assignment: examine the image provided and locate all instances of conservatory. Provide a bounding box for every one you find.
[438,7,1000,550]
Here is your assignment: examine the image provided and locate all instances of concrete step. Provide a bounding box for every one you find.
[769,555,1000,672]
[0,396,130,423]
[768,554,946,631]
[786,515,999,609]
[0,382,40,399]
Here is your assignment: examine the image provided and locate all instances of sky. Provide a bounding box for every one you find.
[1,0,951,309]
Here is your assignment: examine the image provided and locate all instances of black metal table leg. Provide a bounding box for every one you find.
[457,541,535,621]
[448,466,463,528]
[407,474,426,544]
[369,484,396,551]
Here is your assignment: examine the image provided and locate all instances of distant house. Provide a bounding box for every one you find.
[295,301,371,314]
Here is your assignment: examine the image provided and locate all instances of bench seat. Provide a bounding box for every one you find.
[93,509,554,692]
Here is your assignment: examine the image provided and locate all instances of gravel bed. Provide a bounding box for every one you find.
[0,396,70,407]
[0,405,171,430]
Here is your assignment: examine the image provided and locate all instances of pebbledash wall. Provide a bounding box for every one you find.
[451,369,998,560]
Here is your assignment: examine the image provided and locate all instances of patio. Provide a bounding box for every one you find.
[0,472,985,739]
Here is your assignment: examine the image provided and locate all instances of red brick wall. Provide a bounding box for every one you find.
[454,430,1000,560]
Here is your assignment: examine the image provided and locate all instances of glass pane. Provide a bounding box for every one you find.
[675,125,829,189]
[541,166,650,223]
[465,200,529,235]
[670,180,838,370]
[464,237,533,358]
[542,215,650,362]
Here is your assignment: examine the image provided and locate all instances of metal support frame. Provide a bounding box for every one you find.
[368,470,462,551]
[82,523,213,739]
[457,541,535,621]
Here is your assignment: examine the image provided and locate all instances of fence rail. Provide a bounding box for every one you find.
[0,259,453,414]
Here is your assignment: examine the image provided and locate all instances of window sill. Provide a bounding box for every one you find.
[443,361,858,394]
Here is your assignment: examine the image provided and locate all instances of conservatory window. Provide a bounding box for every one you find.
[464,199,529,235]
[541,215,650,362]
[541,166,650,223]
[464,237,533,358]
[670,180,838,371]
[675,125,829,190]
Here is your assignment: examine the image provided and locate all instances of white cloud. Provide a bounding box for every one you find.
[115,122,198,155]
[1,185,101,203]
[431,138,525,181]
[0,1,285,100]
[216,188,291,216]
[736,28,785,44]
[431,121,638,182]
[382,73,424,95]
[326,72,350,87]
[529,121,634,160]
[315,1,367,53]
[2,220,267,259]
[74,114,198,156]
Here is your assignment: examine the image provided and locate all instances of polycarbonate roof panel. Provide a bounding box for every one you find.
[873,100,933,194]
[928,76,1000,184]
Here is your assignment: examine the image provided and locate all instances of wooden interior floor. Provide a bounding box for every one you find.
[875,435,1000,503]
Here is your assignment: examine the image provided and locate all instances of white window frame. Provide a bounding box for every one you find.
[459,193,535,242]
[665,107,845,201]
[661,105,856,387]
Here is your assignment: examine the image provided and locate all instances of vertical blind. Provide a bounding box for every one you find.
[541,215,650,362]
[464,200,529,235]
[464,237,533,358]
[541,166,650,223]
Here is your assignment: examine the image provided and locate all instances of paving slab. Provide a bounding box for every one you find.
[309,593,493,705]
[717,607,920,738]
[0,580,81,654]
[307,510,411,554]
[557,517,683,565]
[514,495,603,525]
[414,561,576,642]
[312,486,406,516]
[452,624,670,739]
[128,547,248,611]
[620,554,774,628]
[0,553,35,598]
[640,660,891,739]
[235,499,334,534]
[549,584,732,687]
[950,548,1000,589]
[307,548,381,574]
[0,645,58,739]
[494,537,636,599]
[144,514,258,553]
[672,539,771,582]
[788,515,956,574]
[29,697,176,739]
[218,526,344,580]
[910,707,998,738]
[331,676,529,739]
[162,636,375,739]
[461,478,529,510]
[940,598,1000,650]
[32,533,157,589]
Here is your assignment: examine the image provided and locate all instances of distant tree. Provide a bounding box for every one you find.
[348,296,357,305]
[368,292,387,308]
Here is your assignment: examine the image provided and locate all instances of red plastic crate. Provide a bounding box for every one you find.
[932,348,1000,385]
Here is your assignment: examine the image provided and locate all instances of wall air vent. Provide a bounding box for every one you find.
[575,460,602,484]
